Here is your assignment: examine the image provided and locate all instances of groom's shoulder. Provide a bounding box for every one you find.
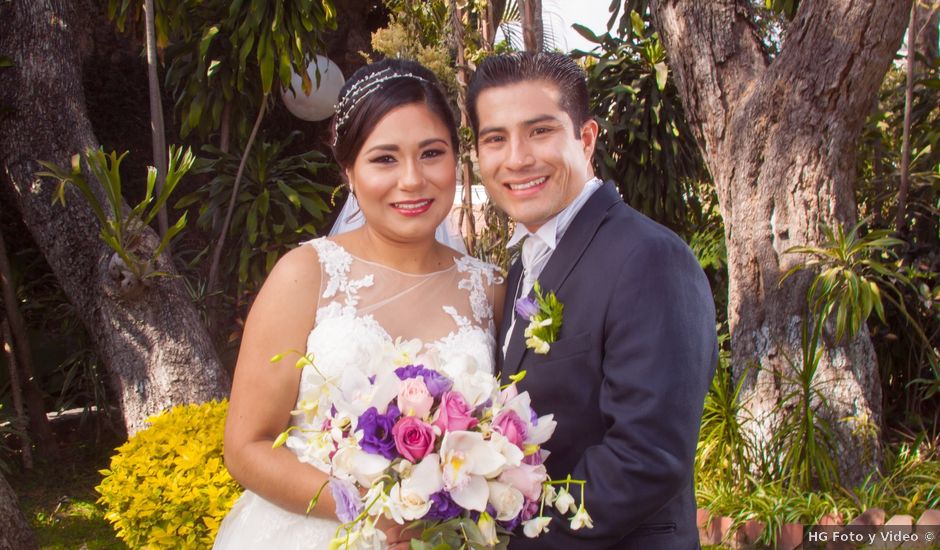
[599,198,696,261]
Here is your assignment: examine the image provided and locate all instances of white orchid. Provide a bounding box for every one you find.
[439,431,507,511]
[522,516,552,538]
[554,487,577,514]
[331,444,390,486]
[570,504,593,530]
[478,511,499,546]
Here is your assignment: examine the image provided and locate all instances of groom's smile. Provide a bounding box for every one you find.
[474,80,598,232]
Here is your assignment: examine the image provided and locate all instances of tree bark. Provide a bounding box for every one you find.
[0,0,230,435]
[521,0,543,52]
[651,0,910,484]
[0,471,37,550]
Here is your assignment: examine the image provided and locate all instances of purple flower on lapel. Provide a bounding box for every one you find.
[514,296,539,320]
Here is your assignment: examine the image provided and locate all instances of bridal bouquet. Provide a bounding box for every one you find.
[274,342,591,549]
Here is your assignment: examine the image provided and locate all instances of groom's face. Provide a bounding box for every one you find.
[475,79,598,232]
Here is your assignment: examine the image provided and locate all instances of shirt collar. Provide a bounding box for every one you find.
[506,177,604,249]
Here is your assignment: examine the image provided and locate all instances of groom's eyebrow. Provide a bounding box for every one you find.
[478,114,561,136]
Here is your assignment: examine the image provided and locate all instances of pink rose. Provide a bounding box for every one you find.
[498,463,548,501]
[432,391,479,433]
[493,410,528,449]
[391,416,436,462]
[398,378,434,418]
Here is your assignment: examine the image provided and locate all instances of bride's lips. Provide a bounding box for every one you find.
[504,176,548,196]
[391,198,434,216]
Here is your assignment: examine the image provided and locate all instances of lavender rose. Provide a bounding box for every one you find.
[493,410,528,449]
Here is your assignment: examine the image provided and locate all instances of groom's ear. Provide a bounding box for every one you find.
[579,118,599,160]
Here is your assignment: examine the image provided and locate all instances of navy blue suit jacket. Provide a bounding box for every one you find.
[499,182,717,550]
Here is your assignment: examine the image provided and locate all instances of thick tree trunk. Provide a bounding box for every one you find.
[0,472,37,550]
[0,0,230,435]
[652,0,910,485]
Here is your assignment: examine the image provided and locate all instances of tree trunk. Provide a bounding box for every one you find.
[0,0,230,435]
[449,0,477,253]
[651,0,910,485]
[521,0,543,52]
[0,228,58,460]
[0,471,37,550]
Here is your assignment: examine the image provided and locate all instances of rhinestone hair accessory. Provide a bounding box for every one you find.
[332,67,429,146]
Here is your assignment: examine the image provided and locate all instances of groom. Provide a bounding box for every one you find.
[468,52,717,549]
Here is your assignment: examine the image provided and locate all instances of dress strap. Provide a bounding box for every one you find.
[303,238,373,308]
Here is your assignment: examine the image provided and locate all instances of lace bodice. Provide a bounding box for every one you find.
[285,238,503,470]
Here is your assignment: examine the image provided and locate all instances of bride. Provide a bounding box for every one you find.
[213,59,505,549]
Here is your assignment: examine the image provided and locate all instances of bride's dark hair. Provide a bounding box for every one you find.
[330,59,459,170]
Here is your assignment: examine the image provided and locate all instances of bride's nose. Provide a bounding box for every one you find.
[397,158,424,191]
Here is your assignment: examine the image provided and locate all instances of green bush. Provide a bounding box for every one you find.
[96,400,241,549]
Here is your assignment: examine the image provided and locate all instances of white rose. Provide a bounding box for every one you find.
[486,480,525,521]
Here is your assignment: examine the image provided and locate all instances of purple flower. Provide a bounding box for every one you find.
[514,296,539,320]
[394,364,453,398]
[329,478,363,523]
[356,405,400,460]
[424,490,463,521]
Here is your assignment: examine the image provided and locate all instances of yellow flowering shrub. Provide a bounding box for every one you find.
[96,400,242,549]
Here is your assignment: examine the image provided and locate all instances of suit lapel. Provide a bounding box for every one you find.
[502,181,623,377]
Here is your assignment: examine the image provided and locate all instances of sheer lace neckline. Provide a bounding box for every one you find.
[346,249,457,277]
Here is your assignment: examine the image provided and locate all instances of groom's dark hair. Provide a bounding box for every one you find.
[467,51,591,140]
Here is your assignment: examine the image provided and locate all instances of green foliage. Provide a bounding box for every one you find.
[371,15,457,94]
[38,146,193,282]
[96,400,241,549]
[783,221,906,342]
[177,131,334,296]
[110,0,337,140]
[767,307,841,492]
[695,341,755,490]
[697,440,940,548]
[572,14,708,237]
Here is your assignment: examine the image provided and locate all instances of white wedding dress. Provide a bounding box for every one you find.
[214,238,502,550]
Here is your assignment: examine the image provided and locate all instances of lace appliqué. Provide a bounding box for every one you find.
[454,255,503,326]
[305,238,373,309]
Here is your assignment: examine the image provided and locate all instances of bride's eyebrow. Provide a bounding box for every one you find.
[365,138,449,154]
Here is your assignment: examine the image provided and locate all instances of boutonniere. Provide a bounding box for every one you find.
[514,281,563,354]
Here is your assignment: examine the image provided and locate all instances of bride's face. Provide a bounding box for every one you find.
[347,102,457,244]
